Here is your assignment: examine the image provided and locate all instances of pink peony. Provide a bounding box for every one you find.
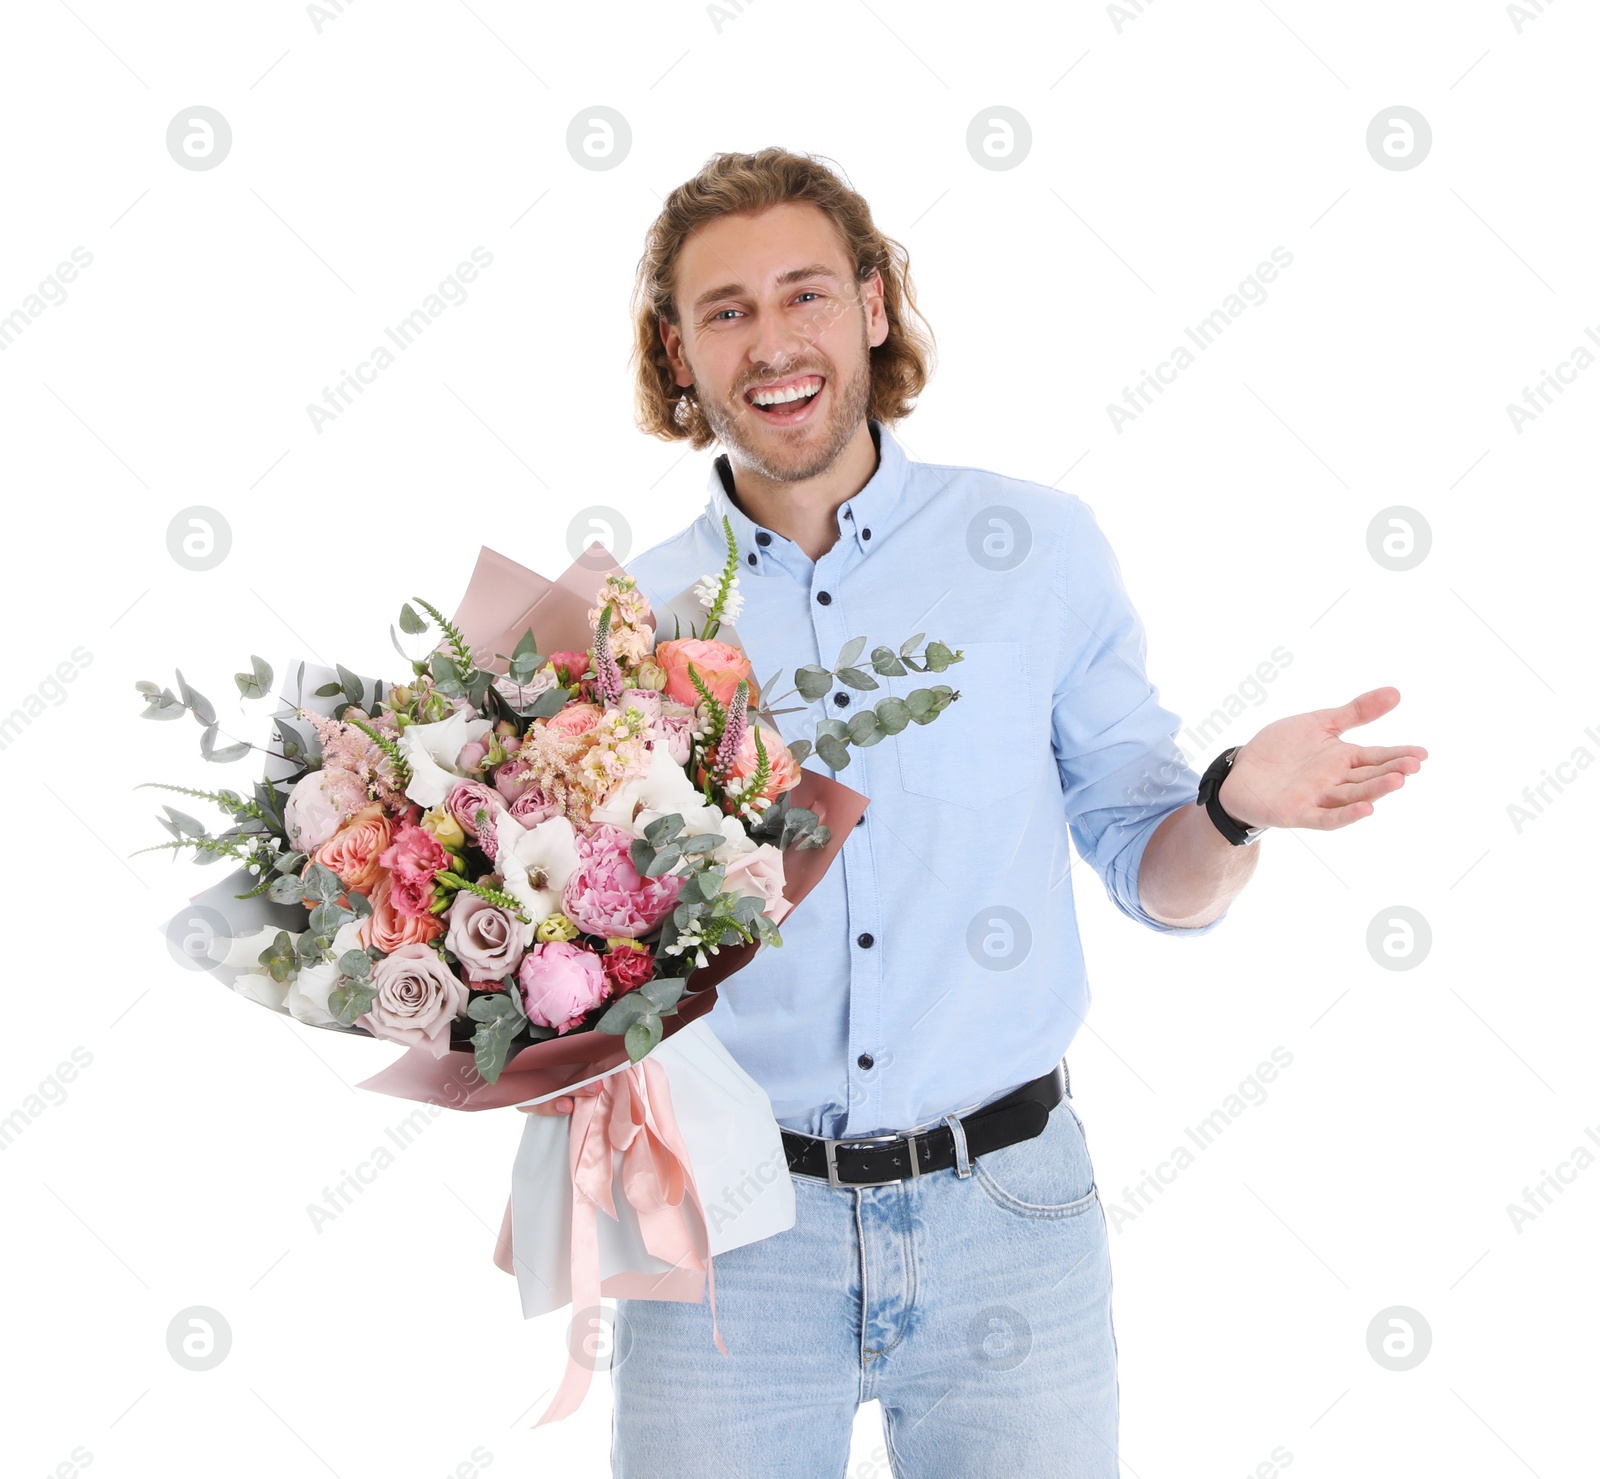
[378,821,449,919]
[560,822,685,937]
[517,941,610,1034]
[284,769,369,852]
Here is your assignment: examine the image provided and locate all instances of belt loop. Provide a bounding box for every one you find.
[942,1111,973,1178]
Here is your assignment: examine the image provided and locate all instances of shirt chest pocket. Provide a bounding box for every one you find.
[893,639,1034,810]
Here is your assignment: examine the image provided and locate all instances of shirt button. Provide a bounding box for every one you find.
[857,1053,874,1070]
[862,527,872,540]
[816,590,832,605]
[755,530,772,546]
[857,932,874,948]
[832,691,850,707]
[854,812,866,827]
[746,552,757,566]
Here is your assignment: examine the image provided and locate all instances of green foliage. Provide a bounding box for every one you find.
[233,655,274,700]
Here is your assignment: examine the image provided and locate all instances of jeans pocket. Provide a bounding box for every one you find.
[972,1101,1098,1219]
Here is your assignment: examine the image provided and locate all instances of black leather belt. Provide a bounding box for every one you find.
[781,1061,1068,1188]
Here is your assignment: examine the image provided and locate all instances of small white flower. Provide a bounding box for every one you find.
[694,572,744,623]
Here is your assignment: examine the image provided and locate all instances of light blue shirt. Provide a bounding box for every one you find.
[626,419,1225,1139]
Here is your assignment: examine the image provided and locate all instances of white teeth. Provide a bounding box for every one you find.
[749,377,822,407]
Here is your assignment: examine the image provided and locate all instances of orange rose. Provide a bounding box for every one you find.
[306,802,391,895]
[544,702,604,737]
[724,723,801,808]
[358,874,446,953]
[654,638,759,710]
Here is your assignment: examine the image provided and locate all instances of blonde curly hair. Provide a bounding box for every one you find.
[629,146,936,449]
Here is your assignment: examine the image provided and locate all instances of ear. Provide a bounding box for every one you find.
[659,315,694,388]
[861,268,889,350]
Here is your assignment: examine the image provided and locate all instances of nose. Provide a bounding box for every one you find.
[745,307,815,385]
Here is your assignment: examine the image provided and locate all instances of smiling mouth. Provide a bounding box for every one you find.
[744,373,826,420]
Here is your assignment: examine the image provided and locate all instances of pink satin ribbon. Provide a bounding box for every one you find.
[528,1056,728,1427]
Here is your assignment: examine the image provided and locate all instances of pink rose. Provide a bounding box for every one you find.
[653,638,758,710]
[561,823,685,937]
[509,785,560,826]
[545,702,603,738]
[304,802,391,895]
[723,723,803,809]
[446,780,505,843]
[356,943,467,1058]
[547,650,592,687]
[444,892,526,981]
[493,758,540,803]
[378,821,449,918]
[517,941,610,1034]
[455,739,490,772]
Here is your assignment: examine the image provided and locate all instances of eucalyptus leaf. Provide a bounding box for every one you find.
[835,666,878,691]
[834,636,866,670]
[399,602,429,635]
[870,645,908,677]
[625,1015,663,1063]
[847,711,884,745]
[815,734,851,770]
[899,632,926,657]
[794,665,834,702]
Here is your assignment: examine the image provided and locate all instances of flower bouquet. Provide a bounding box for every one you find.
[142,523,963,1423]
[142,522,962,1081]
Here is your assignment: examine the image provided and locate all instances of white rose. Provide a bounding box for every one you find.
[397,709,494,809]
[722,843,791,924]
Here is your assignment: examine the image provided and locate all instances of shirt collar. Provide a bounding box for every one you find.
[704,418,911,575]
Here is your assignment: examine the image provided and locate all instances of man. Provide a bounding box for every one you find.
[526,147,1426,1477]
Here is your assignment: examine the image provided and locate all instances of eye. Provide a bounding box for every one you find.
[793,291,822,304]
[710,308,742,322]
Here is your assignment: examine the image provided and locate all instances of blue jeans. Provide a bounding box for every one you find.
[611,1091,1119,1477]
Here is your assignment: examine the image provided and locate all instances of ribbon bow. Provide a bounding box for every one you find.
[532,1055,727,1427]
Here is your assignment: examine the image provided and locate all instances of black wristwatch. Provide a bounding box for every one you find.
[1196,746,1266,846]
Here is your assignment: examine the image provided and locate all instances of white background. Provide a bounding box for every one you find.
[3,1,1595,1476]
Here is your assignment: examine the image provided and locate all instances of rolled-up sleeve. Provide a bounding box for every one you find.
[1050,495,1226,936]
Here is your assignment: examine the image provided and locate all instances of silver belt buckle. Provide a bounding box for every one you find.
[822,1131,922,1189]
